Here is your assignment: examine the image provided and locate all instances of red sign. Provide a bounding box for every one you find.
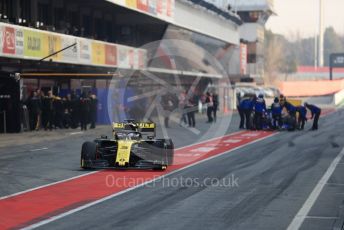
[240,43,247,75]
[166,0,173,17]
[156,0,163,14]
[105,45,117,66]
[137,0,149,12]
[3,27,15,54]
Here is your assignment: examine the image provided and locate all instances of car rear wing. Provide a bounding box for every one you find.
[112,121,156,139]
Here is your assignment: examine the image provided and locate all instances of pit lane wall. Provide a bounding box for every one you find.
[0,22,147,70]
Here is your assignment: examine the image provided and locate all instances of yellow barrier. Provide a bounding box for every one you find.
[287,99,302,107]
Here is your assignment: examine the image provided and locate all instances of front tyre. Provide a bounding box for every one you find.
[81,141,97,169]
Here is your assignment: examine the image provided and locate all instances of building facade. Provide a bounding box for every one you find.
[0,0,243,132]
[206,0,275,83]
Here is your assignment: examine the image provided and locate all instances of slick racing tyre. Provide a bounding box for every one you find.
[153,164,168,171]
[285,116,297,131]
[164,139,174,166]
[81,141,97,169]
[154,139,174,166]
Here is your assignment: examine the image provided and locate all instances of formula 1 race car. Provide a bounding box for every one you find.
[80,120,174,170]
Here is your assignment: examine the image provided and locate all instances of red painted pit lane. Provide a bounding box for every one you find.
[0,131,274,230]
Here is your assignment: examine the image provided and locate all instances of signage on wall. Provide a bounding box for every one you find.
[0,22,147,70]
[240,43,247,75]
[106,0,175,22]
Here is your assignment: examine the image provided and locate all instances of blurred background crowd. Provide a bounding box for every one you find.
[24,90,98,131]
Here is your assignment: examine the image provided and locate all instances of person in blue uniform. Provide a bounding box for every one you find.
[284,101,296,118]
[271,97,282,129]
[238,96,253,129]
[304,103,321,130]
[254,94,266,130]
[296,105,307,130]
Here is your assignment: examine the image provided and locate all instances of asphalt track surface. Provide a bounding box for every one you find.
[0,111,344,230]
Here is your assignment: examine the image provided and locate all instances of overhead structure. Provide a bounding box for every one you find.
[225,0,275,83]
[0,0,244,132]
[318,0,324,67]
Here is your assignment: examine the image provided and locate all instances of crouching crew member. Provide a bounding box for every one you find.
[238,96,253,129]
[304,103,321,130]
[254,94,266,130]
[296,105,307,130]
[271,97,282,129]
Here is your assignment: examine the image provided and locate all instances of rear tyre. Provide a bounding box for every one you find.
[164,139,174,166]
[81,141,97,169]
[286,116,297,131]
[153,139,174,166]
[153,164,167,171]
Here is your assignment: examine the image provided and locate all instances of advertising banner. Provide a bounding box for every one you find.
[2,26,16,55]
[43,34,62,61]
[24,29,44,58]
[106,0,174,22]
[126,0,137,8]
[0,26,24,56]
[156,0,163,15]
[137,0,149,12]
[148,0,157,15]
[117,45,130,69]
[79,38,92,64]
[116,0,126,5]
[61,36,78,62]
[105,44,117,66]
[0,22,147,70]
[15,28,24,56]
[240,43,247,75]
[166,0,174,18]
[91,42,106,65]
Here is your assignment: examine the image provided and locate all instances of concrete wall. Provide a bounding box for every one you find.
[174,1,240,45]
[334,88,344,105]
[279,79,344,97]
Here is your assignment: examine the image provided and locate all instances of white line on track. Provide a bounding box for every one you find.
[22,132,278,230]
[69,131,84,135]
[326,182,344,186]
[29,147,48,152]
[287,147,344,230]
[305,216,338,220]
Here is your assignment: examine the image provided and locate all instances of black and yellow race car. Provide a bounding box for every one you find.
[80,120,174,170]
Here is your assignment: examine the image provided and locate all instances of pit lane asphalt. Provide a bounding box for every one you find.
[2,111,344,230]
[34,110,344,230]
[0,114,239,197]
